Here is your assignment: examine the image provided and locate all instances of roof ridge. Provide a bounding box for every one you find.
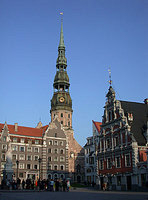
[120,100,146,105]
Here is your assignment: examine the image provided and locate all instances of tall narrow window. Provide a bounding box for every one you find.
[109,112,111,121]
[125,154,131,167]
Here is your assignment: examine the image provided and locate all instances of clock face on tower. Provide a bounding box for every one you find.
[59,97,65,103]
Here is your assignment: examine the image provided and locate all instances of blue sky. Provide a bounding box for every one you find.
[0,0,148,146]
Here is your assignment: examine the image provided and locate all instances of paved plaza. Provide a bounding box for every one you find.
[0,189,148,200]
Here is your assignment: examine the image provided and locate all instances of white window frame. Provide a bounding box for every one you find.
[60,156,65,162]
[34,155,39,161]
[60,165,65,170]
[19,163,24,169]
[2,154,6,161]
[2,144,7,150]
[1,163,5,169]
[54,140,58,146]
[27,163,32,169]
[48,156,52,162]
[27,147,32,152]
[60,149,64,154]
[60,141,63,146]
[12,145,18,151]
[20,146,25,152]
[12,154,17,160]
[48,148,52,153]
[34,164,38,170]
[20,138,25,143]
[54,156,58,162]
[49,140,53,145]
[35,140,39,145]
[27,155,32,161]
[13,138,17,143]
[19,154,25,160]
[48,164,52,170]
[54,165,58,170]
[34,147,39,153]
[54,148,58,154]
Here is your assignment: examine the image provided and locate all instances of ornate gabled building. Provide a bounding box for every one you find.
[0,19,84,183]
[97,85,148,191]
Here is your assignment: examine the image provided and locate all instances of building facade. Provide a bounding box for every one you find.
[0,20,84,183]
[84,121,101,185]
[97,86,148,190]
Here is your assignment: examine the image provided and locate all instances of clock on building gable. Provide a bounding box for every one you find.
[59,97,65,103]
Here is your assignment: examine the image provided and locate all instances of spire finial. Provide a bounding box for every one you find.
[108,68,112,86]
[60,12,63,22]
[59,12,65,47]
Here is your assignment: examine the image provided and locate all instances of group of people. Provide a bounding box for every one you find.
[45,179,70,192]
[1,178,71,192]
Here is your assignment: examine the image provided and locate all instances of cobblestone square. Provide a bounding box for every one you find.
[0,189,148,200]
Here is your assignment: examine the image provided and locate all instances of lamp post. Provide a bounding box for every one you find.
[16,160,19,180]
[38,158,42,180]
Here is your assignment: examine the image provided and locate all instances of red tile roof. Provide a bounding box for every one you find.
[0,123,44,137]
[92,120,102,132]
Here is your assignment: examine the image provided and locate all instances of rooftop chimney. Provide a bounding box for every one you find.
[14,123,18,132]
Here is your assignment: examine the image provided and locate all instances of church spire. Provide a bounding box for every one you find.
[59,13,65,48]
[50,15,73,128]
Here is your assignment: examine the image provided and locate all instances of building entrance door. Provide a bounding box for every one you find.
[126,176,131,190]
[100,177,103,190]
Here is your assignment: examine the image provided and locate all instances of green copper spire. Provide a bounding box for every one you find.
[51,15,72,116]
[59,16,65,48]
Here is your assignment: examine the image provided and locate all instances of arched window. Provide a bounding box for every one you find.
[61,113,63,118]
[60,174,64,179]
[48,174,52,179]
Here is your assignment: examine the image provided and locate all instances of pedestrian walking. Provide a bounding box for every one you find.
[67,180,70,192]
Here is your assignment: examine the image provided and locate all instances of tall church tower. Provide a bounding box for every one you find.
[50,18,73,129]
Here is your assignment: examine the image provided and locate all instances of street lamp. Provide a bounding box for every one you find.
[38,158,42,180]
[16,160,19,180]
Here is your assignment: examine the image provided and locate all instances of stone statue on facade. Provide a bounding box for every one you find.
[6,137,12,165]
[3,136,14,185]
